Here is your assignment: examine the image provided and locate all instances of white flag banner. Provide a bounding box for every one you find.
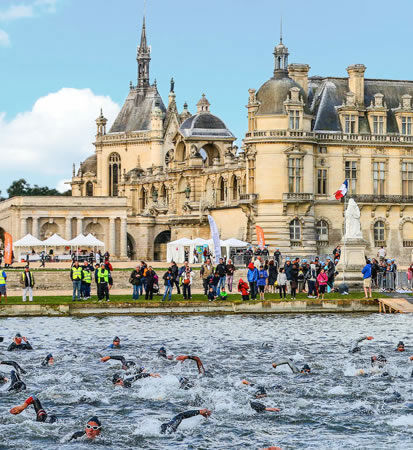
[207,215,221,264]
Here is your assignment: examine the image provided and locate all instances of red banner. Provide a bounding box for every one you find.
[255,225,265,250]
[4,232,12,265]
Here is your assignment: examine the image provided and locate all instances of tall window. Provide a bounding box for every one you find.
[345,161,357,194]
[373,162,385,195]
[402,117,412,135]
[289,110,300,130]
[289,219,301,241]
[109,153,121,196]
[219,178,225,202]
[344,114,356,133]
[316,220,329,241]
[140,188,147,211]
[374,221,385,244]
[373,116,384,134]
[86,181,93,197]
[232,176,238,200]
[317,169,327,194]
[288,158,302,193]
[402,162,413,195]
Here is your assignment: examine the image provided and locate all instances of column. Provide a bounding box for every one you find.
[20,217,27,237]
[77,217,83,235]
[32,216,39,238]
[120,217,128,258]
[65,216,72,240]
[109,217,116,255]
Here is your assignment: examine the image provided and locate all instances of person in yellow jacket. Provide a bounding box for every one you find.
[81,261,92,300]
[20,265,35,302]
[70,261,83,302]
[0,267,7,304]
[95,263,113,302]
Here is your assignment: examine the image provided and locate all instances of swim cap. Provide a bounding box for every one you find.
[87,416,101,427]
[397,341,405,347]
[113,336,120,342]
[15,333,21,338]
[301,364,311,373]
[112,373,122,384]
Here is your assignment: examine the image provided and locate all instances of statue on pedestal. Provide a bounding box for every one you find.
[344,198,363,240]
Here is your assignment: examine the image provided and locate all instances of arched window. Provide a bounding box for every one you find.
[140,187,147,211]
[231,176,238,200]
[86,181,93,197]
[219,177,225,202]
[316,220,329,241]
[160,184,167,205]
[290,219,301,241]
[374,220,385,245]
[109,153,121,196]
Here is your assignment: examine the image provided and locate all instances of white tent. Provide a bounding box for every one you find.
[42,233,69,246]
[222,238,249,260]
[13,234,43,247]
[85,233,105,247]
[67,234,91,247]
[166,238,193,263]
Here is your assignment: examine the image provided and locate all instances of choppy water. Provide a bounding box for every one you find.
[0,314,412,449]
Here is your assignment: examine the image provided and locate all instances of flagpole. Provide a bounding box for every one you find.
[342,180,348,285]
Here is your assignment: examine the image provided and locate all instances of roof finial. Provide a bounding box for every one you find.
[280,16,283,44]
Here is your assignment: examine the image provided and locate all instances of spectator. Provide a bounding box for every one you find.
[408,264,413,290]
[129,265,142,300]
[273,248,281,267]
[290,263,299,300]
[181,267,194,300]
[307,261,317,298]
[40,251,46,268]
[162,268,174,301]
[81,261,92,300]
[95,262,113,302]
[247,262,258,300]
[169,261,180,295]
[377,246,386,262]
[371,258,379,289]
[0,266,6,303]
[276,268,287,299]
[20,265,35,302]
[140,261,147,296]
[316,269,328,300]
[145,267,157,300]
[257,265,268,300]
[215,258,227,296]
[70,261,83,302]
[326,257,335,291]
[226,259,236,292]
[192,249,199,264]
[207,286,215,302]
[262,246,269,260]
[200,258,214,295]
[362,260,372,299]
[333,245,341,261]
[284,259,292,293]
[237,278,250,301]
[297,266,305,293]
[267,260,277,293]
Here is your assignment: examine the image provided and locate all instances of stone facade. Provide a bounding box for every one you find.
[1,20,412,263]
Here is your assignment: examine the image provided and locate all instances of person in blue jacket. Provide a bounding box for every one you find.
[362,259,372,298]
[247,262,258,300]
[257,265,268,300]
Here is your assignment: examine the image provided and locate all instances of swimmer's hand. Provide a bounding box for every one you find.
[265,408,281,412]
[409,356,413,361]
[366,336,374,340]
[22,337,28,343]
[167,355,173,360]
[10,405,25,415]
[272,363,277,368]
[199,409,211,418]
[101,356,111,362]
[242,379,251,385]
[150,373,160,378]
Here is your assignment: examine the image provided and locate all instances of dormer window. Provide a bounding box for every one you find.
[373,116,384,134]
[402,117,412,135]
[289,110,300,130]
[344,114,356,133]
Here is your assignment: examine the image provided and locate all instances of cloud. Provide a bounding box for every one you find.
[0,29,10,46]
[56,178,71,193]
[0,5,33,21]
[0,88,120,181]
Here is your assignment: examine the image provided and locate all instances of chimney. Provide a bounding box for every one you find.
[346,64,366,106]
[288,64,310,95]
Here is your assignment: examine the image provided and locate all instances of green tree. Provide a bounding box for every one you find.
[7,179,72,198]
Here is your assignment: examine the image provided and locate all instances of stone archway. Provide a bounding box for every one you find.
[154,230,171,261]
[40,221,59,240]
[85,222,104,242]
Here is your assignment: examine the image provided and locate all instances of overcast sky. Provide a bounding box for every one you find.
[1,0,412,194]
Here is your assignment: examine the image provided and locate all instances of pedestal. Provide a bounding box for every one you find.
[335,238,367,289]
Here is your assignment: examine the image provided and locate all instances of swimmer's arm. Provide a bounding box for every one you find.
[6,343,16,351]
[129,372,160,382]
[350,336,373,352]
[250,402,280,413]
[10,395,35,414]
[0,360,27,374]
[272,359,299,374]
[23,339,33,350]
[186,356,205,374]
[101,355,126,365]
[68,431,85,441]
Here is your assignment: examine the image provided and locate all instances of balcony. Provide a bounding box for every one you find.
[283,193,314,203]
[403,240,413,247]
[352,195,413,204]
[239,193,258,203]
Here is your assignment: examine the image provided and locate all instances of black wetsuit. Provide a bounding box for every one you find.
[106,355,136,369]
[69,431,86,441]
[7,340,33,351]
[349,336,369,353]
[8,370,26,392]
[160,410,203,434]
[1,360,26,374]
[114,371,151,388]
[250,401,267,412]
[24,395,57,423]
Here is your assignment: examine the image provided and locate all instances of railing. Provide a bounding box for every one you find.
[403,240,413,247]
[239,193,258,202]
[374,240,386,248]
[283,193,314,202]
[290,240,302,247]
[377,272,411,291]
[316,240,329,247]
[352,195,413,204]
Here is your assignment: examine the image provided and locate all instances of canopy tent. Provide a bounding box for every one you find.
[67,234,92,247]
[85,233,105,247]
[222,238,249,260]
[166,238,193,263]
[42,233,69,246]
[13,234,43,247]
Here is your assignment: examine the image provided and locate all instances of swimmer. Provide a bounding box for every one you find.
[7,333,33,351]
[105,336,121,350]
[176,355,205,375]
[69,416,102,441]
[371,354,387,368]
[396,341,405,352]
[179,376,195,390]
[6,370,26,392]
[272,359,311,374]
[158,346,174,360]
[160,409,211,434]
[250,401,280,413]
[112,371,160,388]
[241,380,267,398]
[349,336,373,353]
[100,355,136,370]
[1,360,26,374]
[10,394,57,423]
[41,354,54,367]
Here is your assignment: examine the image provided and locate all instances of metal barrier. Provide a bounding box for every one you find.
[377,271,410,291]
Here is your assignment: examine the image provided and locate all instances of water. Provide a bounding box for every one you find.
[0,314,412,449]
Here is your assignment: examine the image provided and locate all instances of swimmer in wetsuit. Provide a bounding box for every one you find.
[241,380,268,398]
[105,336,121,350]
[100,355,136,370]
[10,394,57,423]
[250,401,280,413]
[349,336,374,353]
[0,361,27,391]
[7,333,33,351]
[69,416,102,441]
[41,354,54,366]
[160,409,211,434]
[272,359,311,374]
[158,346,174,360]
[112,370,160,388]
[396,341,405,352]
[176,355,205,375]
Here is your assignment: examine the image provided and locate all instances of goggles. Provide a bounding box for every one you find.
[86,424,101,430]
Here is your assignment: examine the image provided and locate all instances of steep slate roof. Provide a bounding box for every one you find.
[309,77,413,132]
[109,85,166,133]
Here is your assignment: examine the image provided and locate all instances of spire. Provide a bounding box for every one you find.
[280,16,283,44]
[273,21,289,78]
[137,16,151,89]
